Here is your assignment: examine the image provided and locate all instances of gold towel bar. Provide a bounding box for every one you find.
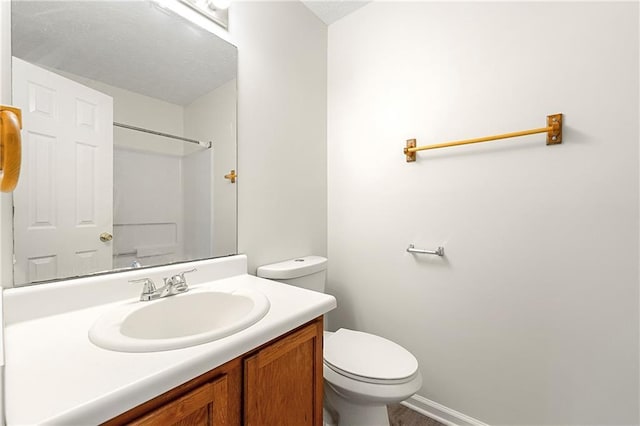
[404,113,563,162]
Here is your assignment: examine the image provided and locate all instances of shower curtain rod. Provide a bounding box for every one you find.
[113,122,212,148]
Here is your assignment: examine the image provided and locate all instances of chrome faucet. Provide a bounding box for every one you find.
[160,268,196,297]
[129,268,197,301]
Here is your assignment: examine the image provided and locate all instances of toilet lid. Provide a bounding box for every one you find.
[324,328,419,384]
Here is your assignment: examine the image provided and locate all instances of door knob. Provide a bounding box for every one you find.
[100,232,113,242]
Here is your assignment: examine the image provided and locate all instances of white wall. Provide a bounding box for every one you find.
[0,3,10,423]
[328,2,639,425]
[184,79,237,257]
[182,149,212,260]
[0,0,12,293]
[231,1,327,273]
[63,73,185,156]
[113,149,184,268]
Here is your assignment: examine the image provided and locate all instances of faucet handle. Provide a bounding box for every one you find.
[129,278,157,301]
[172,268,197,285]
[165,268,196,294]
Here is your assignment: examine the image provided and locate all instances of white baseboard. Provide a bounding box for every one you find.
[401,394,490,426]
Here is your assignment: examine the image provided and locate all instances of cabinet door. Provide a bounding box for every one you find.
[244,319,323,426]
[129,374,229,426]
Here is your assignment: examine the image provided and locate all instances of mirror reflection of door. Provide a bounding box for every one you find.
[11,0,238,286]
[12,57,114,283]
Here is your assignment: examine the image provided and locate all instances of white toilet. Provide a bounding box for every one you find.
[257,256,422,426]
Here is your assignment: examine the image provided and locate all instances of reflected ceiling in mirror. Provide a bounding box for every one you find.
[11,0,238,286]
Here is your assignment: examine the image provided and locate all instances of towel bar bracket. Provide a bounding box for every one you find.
[405,139,417,162]
[546,113,562,145]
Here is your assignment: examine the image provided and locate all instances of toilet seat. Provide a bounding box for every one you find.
[324,329,419,385]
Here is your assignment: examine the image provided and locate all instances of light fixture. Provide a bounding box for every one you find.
[153,0,229,32]
[180,0,229,28]
[208,0,230,11]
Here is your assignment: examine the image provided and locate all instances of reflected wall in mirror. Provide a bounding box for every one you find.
[11,0,238,286]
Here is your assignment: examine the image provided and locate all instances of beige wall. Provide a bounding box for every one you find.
[327,2,639,425]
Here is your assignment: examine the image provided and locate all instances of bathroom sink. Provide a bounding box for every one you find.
[89,288,270,352]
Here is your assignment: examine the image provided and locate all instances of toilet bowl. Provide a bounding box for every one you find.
[257,256,422,426]
[322,329,422,425]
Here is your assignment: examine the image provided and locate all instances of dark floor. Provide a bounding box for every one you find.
[388,403,445,426]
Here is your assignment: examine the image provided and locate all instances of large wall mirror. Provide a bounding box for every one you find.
[11,0,237,286]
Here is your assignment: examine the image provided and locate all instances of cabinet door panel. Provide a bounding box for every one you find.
[244,320,323,426]
[130,374,228,426]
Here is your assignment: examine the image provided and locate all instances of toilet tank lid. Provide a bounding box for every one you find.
[256,256,327,279]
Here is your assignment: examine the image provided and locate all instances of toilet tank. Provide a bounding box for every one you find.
[256,256,327,293]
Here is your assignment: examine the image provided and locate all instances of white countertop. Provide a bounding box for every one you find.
[3,255,336,425]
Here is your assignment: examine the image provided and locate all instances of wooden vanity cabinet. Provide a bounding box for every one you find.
[244,317,324,426]
[103,357,242,426]
[103,317,323,426]
[127,374,234,426]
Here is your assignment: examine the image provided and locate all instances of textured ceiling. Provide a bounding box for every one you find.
[301,1,370,25]
[12,1,237,106]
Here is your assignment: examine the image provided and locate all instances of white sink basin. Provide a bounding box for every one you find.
[89,288,270,352]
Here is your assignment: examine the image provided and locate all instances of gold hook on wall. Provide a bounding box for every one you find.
[224,169,237,183]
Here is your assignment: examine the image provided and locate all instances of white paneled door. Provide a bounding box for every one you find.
[12,57,113,284]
